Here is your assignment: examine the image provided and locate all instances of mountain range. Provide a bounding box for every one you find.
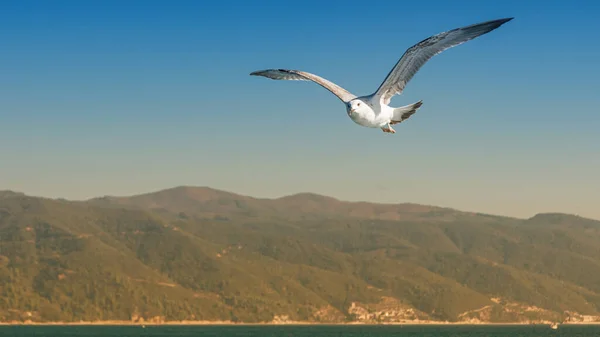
[1,186,599,324]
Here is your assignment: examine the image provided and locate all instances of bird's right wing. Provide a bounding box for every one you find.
[374,18,513,105]
[250,69,357,103]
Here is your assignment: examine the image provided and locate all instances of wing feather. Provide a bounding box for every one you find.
[250,69,357,103]
[374,18,513,104]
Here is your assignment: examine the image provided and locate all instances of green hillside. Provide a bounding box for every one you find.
[1,187,599,324]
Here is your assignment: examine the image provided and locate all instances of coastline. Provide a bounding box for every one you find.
[2,321,599,326]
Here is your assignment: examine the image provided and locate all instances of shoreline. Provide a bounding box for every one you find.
[2,321,600,326]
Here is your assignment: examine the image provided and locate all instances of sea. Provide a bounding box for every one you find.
[1,325,599,337]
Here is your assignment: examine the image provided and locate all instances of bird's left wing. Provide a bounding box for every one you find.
[373,18,513,105]
[250,69,357,103]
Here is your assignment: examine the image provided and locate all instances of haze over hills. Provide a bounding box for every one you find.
[88,186,462,222]
[1,186,599,324]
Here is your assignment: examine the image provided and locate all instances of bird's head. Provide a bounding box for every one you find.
[347,99,368,116]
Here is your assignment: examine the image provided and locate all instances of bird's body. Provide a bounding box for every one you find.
[346,95,391,128]
[251,18,513,134]
[345,95,423,133]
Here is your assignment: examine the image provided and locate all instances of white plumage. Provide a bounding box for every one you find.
[251,18,513,134]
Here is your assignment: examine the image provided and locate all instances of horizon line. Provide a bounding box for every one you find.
[1,185,596,222]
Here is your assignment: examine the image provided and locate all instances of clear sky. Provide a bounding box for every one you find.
[1,0,599,219]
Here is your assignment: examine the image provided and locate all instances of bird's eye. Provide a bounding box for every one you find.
[357,103,361,106]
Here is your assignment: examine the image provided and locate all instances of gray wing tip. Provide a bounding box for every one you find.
[472,17,514,31]
[249,69,294,76]
[250,70,267,76]
[453,17,514,38]
[492,17,514,27]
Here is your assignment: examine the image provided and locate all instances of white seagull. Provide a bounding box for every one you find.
[250,18,513,134]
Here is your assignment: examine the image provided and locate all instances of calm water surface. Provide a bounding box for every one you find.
[1,325,599,337]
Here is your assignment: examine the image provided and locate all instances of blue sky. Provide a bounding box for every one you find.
[1,0,599,219]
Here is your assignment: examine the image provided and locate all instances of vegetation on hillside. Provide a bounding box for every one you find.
[1,187,599,323]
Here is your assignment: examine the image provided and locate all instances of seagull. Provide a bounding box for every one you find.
[250,18,513,134]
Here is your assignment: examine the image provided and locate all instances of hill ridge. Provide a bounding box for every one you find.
[2,186,594,222]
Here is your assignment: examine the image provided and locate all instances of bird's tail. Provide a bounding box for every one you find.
[390,101,423,124]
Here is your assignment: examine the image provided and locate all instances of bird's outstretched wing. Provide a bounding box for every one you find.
[250,69,357,103]
[374,18,513,104]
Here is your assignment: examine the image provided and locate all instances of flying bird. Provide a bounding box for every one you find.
[250,18,513,134]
